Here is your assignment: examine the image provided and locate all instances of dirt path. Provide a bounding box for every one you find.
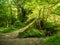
[0,38,45,45]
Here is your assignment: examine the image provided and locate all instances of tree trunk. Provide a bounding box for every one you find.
[0,18,37,39]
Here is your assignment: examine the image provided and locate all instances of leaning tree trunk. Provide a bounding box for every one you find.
[0,18,37,39]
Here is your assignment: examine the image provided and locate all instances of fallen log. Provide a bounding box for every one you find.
[0,18,37,38]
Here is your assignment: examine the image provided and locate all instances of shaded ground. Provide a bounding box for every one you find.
[0,38,46,45]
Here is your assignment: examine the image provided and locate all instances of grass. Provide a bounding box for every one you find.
[45,34,60,45]
[0,24,26,33]
[17,28,45,38]
[0,26,17,33]
[0,22,26,33]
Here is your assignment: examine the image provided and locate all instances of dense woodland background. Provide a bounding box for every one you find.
[0,0,60,45]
